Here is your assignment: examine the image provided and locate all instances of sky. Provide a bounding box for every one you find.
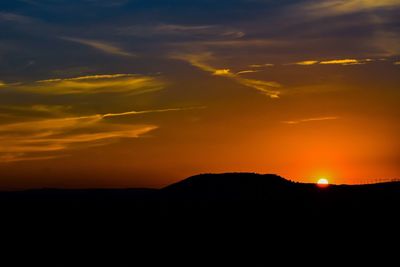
[0,0,399,189]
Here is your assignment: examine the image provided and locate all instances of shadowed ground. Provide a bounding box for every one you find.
[1,173,399,266]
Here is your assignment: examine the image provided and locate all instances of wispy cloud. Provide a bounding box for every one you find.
[236,70,261,75]
[119,23,245,39]
[86,0,130,7]
[0,104,72,118]
[294,60,319,66]
[284,0,400,57]
[249,64,274,68]
[61,37,135,57]
[319,59,364,65]
[5,74,164,95]
[182,39,285,48]
[282,116,339,125]
[0,107,197,163]
[101,106,206,118]
[0,12,33,23]
[172,53,281,98]
[213,69,231,76]
[303,0,400,16]
[292,58,376,66]
[0,117,155,162]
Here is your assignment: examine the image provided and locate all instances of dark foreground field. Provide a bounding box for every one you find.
[1,173,399,265]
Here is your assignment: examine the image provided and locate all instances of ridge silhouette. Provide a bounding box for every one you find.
[162,173,293,200]
[1,173,399,266]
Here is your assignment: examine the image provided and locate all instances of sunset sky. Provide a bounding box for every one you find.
[0,0,399,189]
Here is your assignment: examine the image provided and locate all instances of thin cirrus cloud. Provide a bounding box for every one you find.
[0,105,72,118]
[236,70,261,75]
[319,59,365,65]
[172,53,281,98]
[119,23,245,39]
[249,64,274,68]
[0,12,33,24]
[4,74,164,95]
[61,37,136,57]
[294,60,319,66]
[295,1,400,57]
[182,39,286,48]
[282,116,339,125]
[0,107,198,163]
[293,58,374,66]
[303,0,400,16]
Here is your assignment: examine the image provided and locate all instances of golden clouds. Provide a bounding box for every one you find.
[101,107,203,118]
[249,64,274,68]
[61,37,136,57]
[295,60,319,66]
[294,58,375,66]
[320,59,362,65]
[0,70,193,163]
[0,113,157,162]
[236,70,261,75]
[213,69,232,76]
[37,74,135,83]
[237,79,280,98]
[0,107,203,162]
[8,74,164,95]
[282,116,339,124]
[0,104,72,117]
[173,53,281,98]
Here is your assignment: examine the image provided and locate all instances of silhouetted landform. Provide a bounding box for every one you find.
[1,173,399,265]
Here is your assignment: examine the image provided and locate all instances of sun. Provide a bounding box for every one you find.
[317,178,329,187]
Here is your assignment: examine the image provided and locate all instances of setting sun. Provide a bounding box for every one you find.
[317,178,329,187]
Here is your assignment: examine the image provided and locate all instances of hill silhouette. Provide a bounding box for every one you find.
[1,173,399,266]
[162,173,293,199]
[1,172,399,221]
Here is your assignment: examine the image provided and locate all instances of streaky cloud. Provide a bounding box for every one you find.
[213,69,232,76]
[102,106,206,118]
[0,12,33,23]
[119,23,245,38]
[37,74,136,83]
[0,107,199,163]
[303,0,400,16]
[319,59,364,65]
[0,155,65,163]
[182,39,285,48]
[0,104,72,117]
[7,74,164,95]
[172,53,281,98]
[236,70,261,75]
[290,58,380,66]
[61,37,135,57]
[282,116,339,125]
[249,64,274,68]
[294,60,319,66]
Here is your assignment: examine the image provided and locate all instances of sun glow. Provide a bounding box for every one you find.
[317,178,329,187]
